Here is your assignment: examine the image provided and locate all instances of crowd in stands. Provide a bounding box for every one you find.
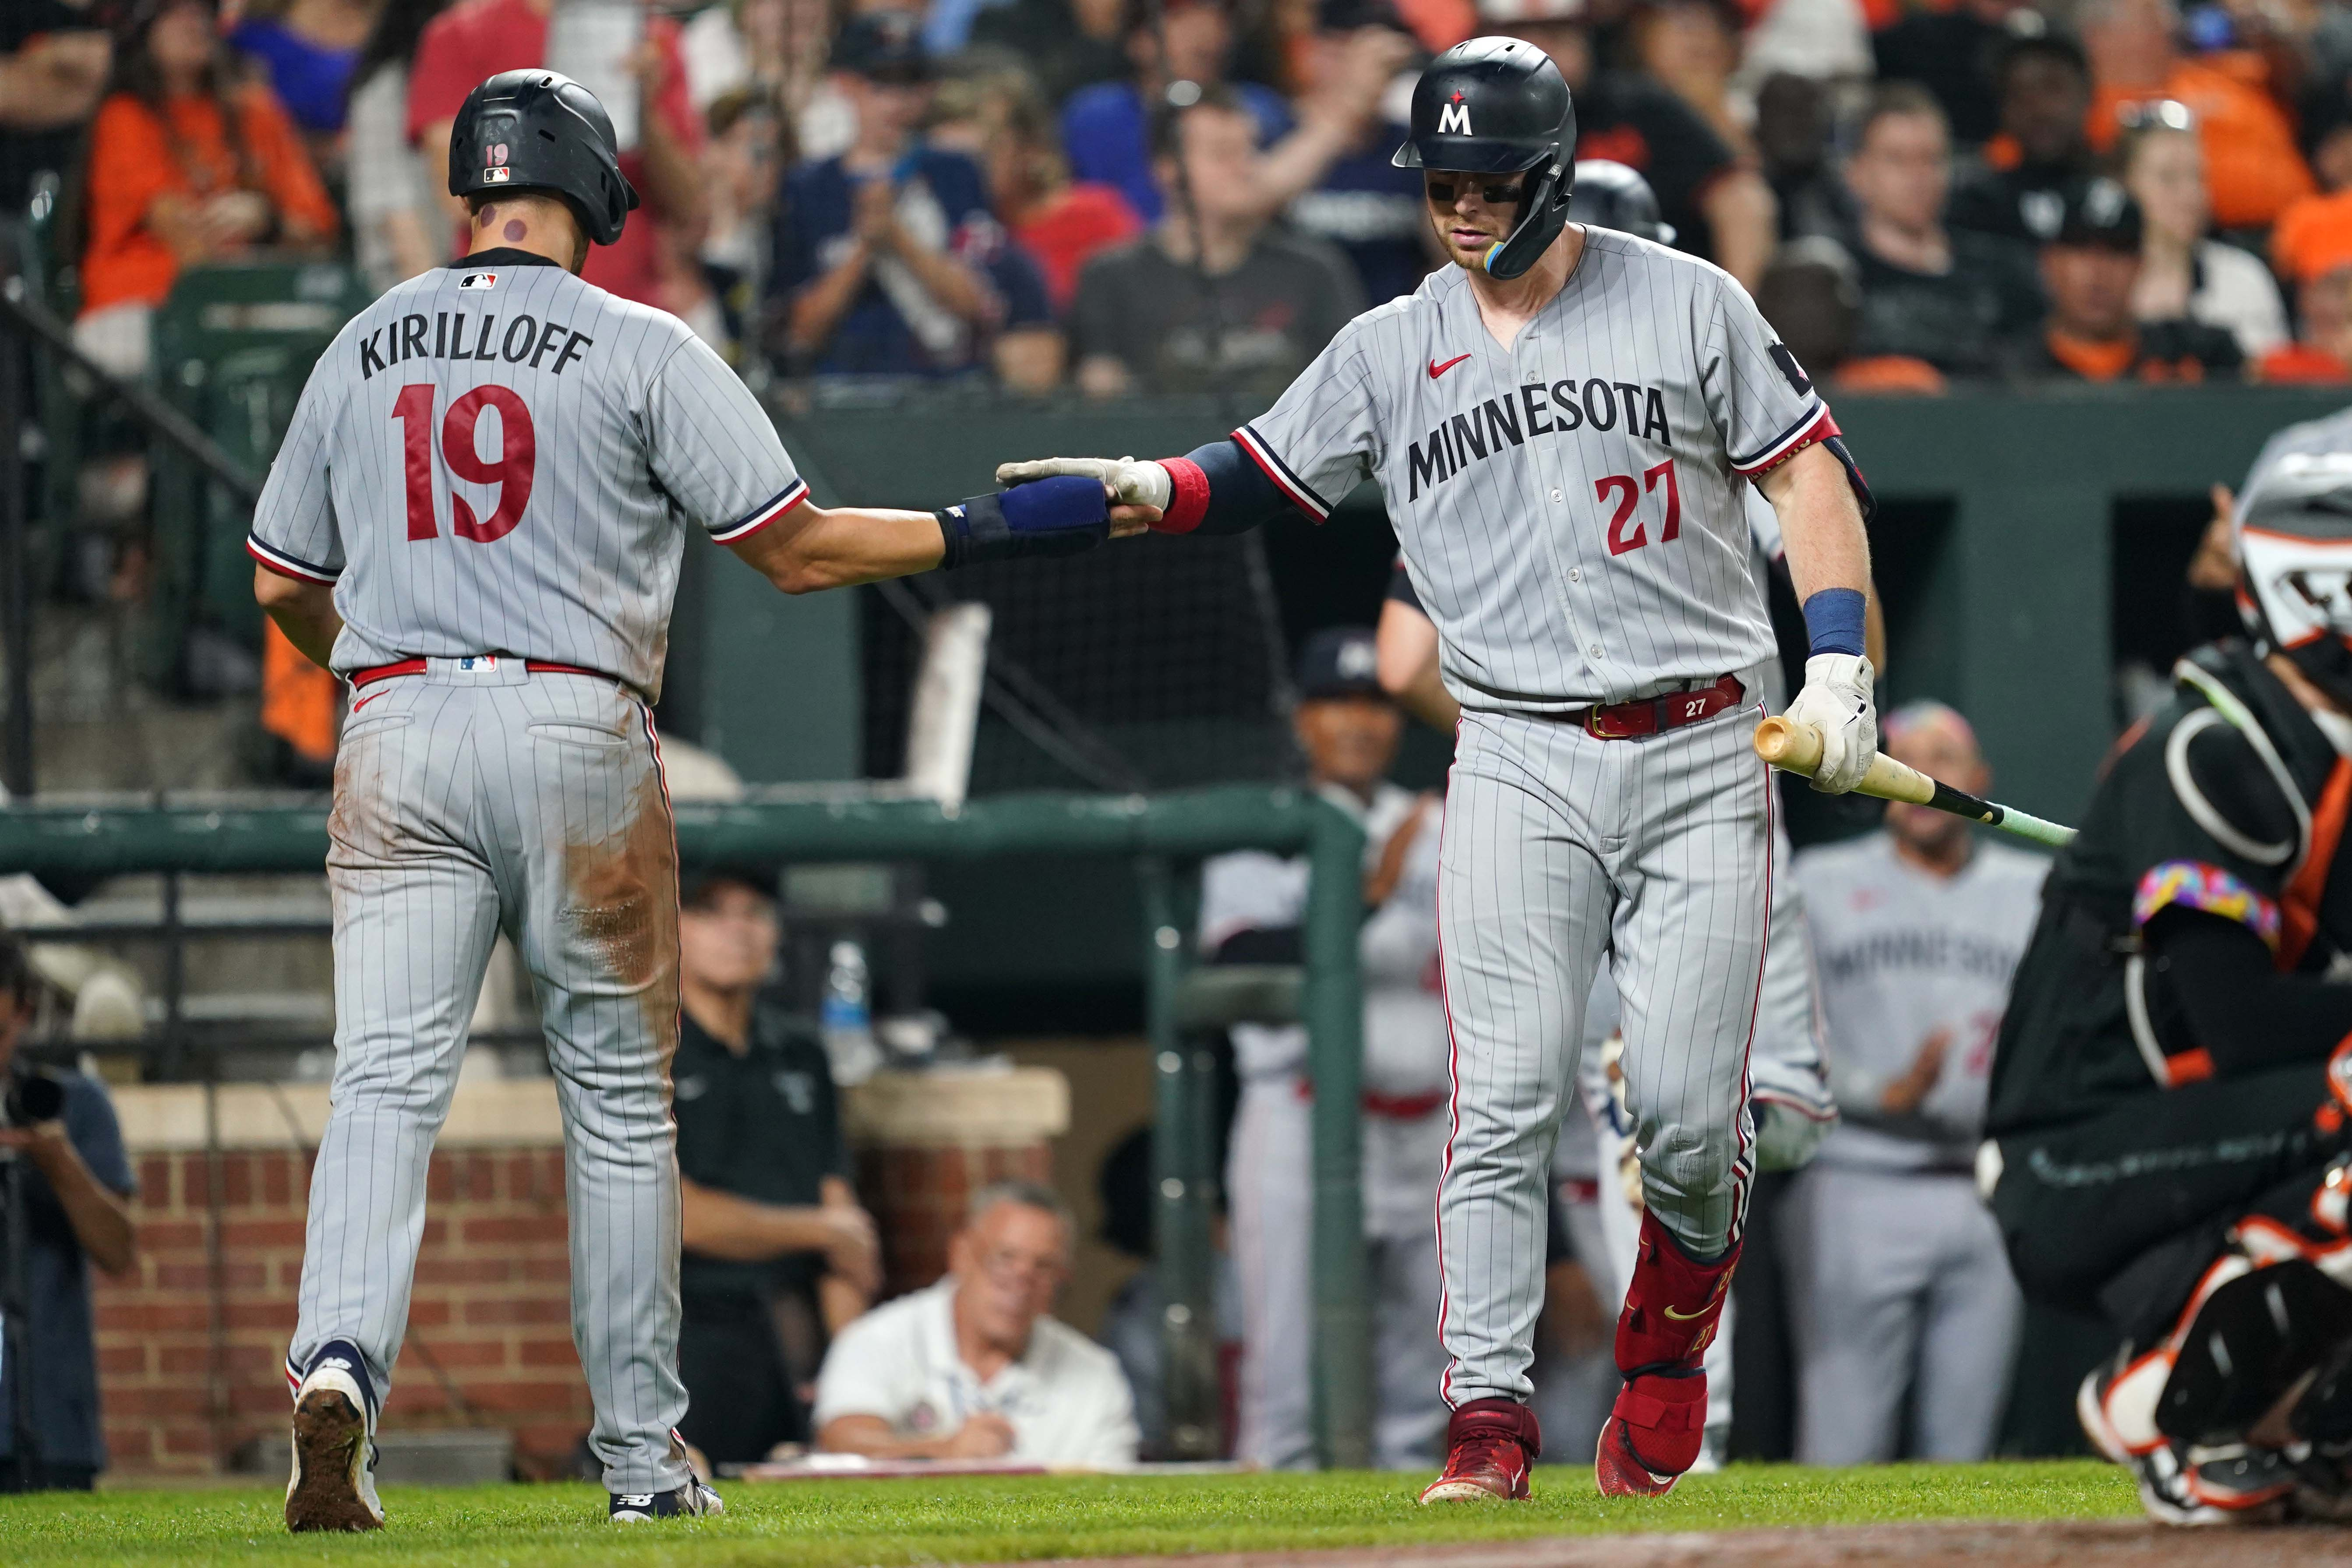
[20,0,2352,389]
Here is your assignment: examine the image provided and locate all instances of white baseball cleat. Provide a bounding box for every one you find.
[284,1341,384,1533]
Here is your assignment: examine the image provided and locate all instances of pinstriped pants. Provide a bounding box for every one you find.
[1437,682,1773,1408]
[289,661,689,1494]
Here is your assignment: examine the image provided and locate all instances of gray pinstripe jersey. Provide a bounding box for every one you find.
[1238,231,1827,713]
[247,252,805,699]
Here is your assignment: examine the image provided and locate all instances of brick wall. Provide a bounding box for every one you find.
[858,1143,1051,1299]
[96,1146,593,1480]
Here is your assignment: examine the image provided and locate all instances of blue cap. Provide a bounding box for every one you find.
[1296,626,1386,701]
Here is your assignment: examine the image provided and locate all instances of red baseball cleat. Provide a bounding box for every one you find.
[1418,1398,1542,1503]
[1595,1370,1706,1497]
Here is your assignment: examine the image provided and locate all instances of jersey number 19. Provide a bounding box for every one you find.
[392,382,537,544]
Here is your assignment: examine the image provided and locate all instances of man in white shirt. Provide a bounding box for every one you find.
[812,1181,1140,1467]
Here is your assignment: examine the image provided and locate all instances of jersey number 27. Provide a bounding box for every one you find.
[392,383,536,544]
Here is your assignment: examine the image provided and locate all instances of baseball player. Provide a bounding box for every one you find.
[247,71,1129,1531]
[1202,627,1450,1472]
[1782,703,2041,1466]
[1985,411,2352,1525]
[1000,41,1879,1500]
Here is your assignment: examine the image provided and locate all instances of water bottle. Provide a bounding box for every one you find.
[820,939,882,1084]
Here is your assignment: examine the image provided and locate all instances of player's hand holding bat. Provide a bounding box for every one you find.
[996,457,1166,537]
[1753,715,2079,848]
[1780,653,1877,794]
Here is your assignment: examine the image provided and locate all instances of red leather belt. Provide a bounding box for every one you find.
[1566,674,1746,740]
[348,657,610,690]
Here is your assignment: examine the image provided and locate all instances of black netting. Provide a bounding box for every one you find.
[862,532,1296,794]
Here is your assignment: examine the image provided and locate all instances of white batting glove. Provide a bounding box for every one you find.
[995,456,1172,512]
[1783,653,1877,794]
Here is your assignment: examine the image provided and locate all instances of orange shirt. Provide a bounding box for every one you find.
[2087,63,2315,230]
[79,88,339,317]
[2257,343,2352,384]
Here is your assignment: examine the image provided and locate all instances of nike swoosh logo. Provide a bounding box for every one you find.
[1428,353,1472,379]
[1661,1303,1710,1321]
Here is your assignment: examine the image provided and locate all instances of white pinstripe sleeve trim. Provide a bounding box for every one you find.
[709,477,809,544]
[1729,403,1831,476]
[1233,424,1332,521]
[247,533,340,584]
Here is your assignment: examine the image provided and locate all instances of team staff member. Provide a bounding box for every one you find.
[1202,627,1450,1473]
[1783,704,2041,1466]
[1985,407,2352,1525]
[251,70,1130,1532]
[999,37,1880,1502]
[671,869,880,1469]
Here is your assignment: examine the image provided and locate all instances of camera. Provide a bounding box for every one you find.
[0,1069,64,1130]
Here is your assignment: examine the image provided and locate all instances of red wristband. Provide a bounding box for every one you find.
[1155,458,1209,534]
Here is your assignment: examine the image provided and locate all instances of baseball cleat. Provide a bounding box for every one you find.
[284,1341,383,1533]
[609,1480,725,1522]
[1595,1368,1706,1497]
[1418,1397,1540,1503]
[2077,1355,2288,1526]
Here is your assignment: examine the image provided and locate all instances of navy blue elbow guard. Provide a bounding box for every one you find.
[936,475,1109,569]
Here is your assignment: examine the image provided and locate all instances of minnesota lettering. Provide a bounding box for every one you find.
[1408,378,1672,500]
[358,311,593,380]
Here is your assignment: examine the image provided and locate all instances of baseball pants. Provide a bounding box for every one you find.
[1780,1164,2021,1463]
[288,661,690,1495]
[1437,687,1772,1408]
[1225,1074,1450,1469]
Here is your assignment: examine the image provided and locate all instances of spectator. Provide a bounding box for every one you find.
[2306,95,2352,195]
[1734,0,1872,94]
[1279,0,1430,305]
[1782,705,2041,1465]
[1480,0,1776,290]
[1754,72,1847,241]
[226,0,377,159]
[2257,199,2352,381]
[681,0,853,164]
[926,69,1141,316]
[0,931,138,1493]
[1872,0,2038,147]
[2004,176,2241,381]
[1630,0,1752,163]
[342,0,449,291]
[1202,627,1450,1472]
[406,0,708,314]
[769,12,1061,388]
[1949,32,2099,245]
[1069,83,1362,399]
[969,0,1128,109]
[1060,0,1293,226]
[2118,110,2287,360]
[1758,236,1949,394]
[1841,85,2041,379]
[813,1182,1141,1467]
[2080,0,2313,230]
[76,0,339,379]
[0,0,109,219]
[701,86,784,361]
[671,869,878,1469]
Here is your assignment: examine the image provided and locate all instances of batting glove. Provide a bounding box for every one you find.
[1784,653,1876,794]
[995,456,1172,512]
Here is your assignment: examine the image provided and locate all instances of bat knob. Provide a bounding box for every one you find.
[1753,716,1826,777]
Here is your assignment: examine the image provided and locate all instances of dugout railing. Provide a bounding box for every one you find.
[0,784,1377,1468]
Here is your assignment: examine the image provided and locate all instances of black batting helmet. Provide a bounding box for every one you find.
[1392,36,1575,280]
[449,70,639,247]
[1567,159,1673,246]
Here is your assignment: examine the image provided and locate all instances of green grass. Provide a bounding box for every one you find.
[0,1463,2138,1568]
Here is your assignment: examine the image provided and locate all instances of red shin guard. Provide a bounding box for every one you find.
[1601,1211,1739,1487]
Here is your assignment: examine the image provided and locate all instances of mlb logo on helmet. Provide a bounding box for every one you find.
[484,167,511,182]
[484,142,511,181]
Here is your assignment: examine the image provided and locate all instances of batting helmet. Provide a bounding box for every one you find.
[1391,36,1576,280]
[2236,445,2352,710]
[448,70,638,247]
[1566,159,1673,246]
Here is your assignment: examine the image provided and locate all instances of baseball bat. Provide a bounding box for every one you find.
[1752,717,2078,850]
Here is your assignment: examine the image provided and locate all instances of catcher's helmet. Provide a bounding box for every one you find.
[2236,446,2352,709]
[449,70,638,247]
[1392,36,1576,280]
[1566,159,1673,246]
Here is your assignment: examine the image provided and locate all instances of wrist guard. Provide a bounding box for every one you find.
[936,475,1109,569]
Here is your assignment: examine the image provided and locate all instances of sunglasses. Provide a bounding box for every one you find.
[1425,176,1528,205]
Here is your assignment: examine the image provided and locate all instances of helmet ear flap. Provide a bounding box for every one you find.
[1481,155,1573,281]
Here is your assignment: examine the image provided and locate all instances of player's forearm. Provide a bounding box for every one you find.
[728,503,943,593]
[1764,443,1871,604]
[1374,601,1459,730]
[253,566,343,668]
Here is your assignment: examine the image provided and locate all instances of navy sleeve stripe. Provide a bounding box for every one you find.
[247,534,340,584]
[1233,424,1331,520]
[710,477,809,543]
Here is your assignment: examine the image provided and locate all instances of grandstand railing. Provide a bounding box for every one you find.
[0,784,1378,1469]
